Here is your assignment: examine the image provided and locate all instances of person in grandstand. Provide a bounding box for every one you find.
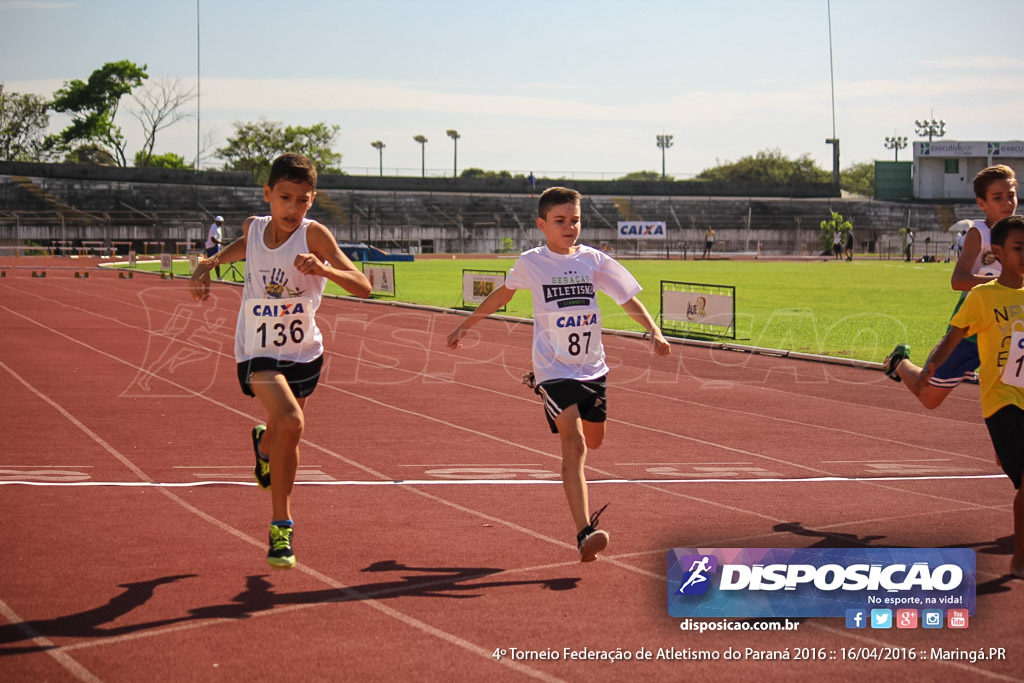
[189,153,371,569]
[447,186,671,563]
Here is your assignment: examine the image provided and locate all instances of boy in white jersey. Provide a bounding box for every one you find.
[883,165,1018,408]
[918,216,1024,579]
[189,153,371,568]
[447,187,671,562]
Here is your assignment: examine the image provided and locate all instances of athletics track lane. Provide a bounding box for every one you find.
[0,272,1021,682]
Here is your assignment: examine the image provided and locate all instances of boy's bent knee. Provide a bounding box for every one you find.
[917,386,951,410]
[274,410,305,442]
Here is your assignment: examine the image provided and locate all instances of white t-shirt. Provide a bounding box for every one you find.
[206,222,222,249]
[968,219,1001,278]
[505,245,642,384]
[234,216,327,363]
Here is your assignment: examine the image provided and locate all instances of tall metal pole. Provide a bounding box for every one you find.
[825,0,840,191]
[196,0,200,170]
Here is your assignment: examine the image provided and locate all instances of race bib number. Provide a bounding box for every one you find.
[243,297,316,358]
[1002,329,1024,388]
[539,310,602,365]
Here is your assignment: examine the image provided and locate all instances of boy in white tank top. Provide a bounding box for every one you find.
[883,165,1018,409]
[447,187,671,562]
[189,153,371,569]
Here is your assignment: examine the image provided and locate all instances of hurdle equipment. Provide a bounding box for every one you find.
[74,271,90,279]
[119,271,134,279]
[32,271,47,278]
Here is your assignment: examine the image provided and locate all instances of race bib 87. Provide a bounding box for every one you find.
[242,297,316,358]
[538,310,602,365]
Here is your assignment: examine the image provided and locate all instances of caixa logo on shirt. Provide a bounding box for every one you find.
[251,301,306,317]
[667,548,976,618]
[556,313,598,328]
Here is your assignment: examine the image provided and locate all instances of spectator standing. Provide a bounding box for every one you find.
[206,215,224,279]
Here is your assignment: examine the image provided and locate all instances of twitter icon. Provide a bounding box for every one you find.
[870,609,892,629]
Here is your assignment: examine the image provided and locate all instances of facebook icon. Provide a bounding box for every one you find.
[845,609,867,629]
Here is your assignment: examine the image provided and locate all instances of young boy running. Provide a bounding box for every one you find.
[446,187,671,562]
[190,153,371,568]
[883,165,1018,408]
[918,215,1024,579]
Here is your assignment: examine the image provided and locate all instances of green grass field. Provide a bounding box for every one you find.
[145,256,959,364]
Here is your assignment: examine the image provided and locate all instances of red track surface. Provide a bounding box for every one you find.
[1,269,1021,682]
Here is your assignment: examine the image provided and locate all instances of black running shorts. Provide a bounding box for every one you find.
[535,375,608,434]
[237,355,324,399]
[984,404,1024,489]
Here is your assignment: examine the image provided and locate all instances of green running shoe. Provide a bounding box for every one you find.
[882,344,910,382]
[267,524,295,569]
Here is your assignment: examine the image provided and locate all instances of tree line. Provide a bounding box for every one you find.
[1,59,873,193]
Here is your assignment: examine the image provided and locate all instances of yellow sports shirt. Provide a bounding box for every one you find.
[950,280,1024,417]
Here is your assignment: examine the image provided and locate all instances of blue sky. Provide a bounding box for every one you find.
[2,0,1022,178]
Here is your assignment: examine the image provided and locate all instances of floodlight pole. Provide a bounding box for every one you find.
[826,0,840,192]
[884,135,908,161]
[914,116,946,142]
[371,141,385,176]
[446,129,460,178]
[413,135,428,177]
[656,134,673,181]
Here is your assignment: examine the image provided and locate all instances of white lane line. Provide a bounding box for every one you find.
[0,473,1007,487]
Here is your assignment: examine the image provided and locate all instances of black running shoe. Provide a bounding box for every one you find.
[576,504,610,563]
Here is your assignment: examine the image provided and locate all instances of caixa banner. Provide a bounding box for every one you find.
[667,548,975,618]
[617,221,666,239]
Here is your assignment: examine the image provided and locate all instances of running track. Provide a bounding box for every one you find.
[1,270,1021,682]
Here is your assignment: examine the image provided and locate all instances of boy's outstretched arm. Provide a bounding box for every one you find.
[916,325,968,390]
[620,297,671,356]
[447,285,516,349]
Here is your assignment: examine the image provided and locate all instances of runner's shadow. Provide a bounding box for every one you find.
[0,574,197,656]
[774,523,1019,593]
[0,562,578,654]
[186,560,579,621]
[772,521,888,548]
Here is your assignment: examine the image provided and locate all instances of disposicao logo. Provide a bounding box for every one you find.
[675,555,718,595]
[667,548,976,619]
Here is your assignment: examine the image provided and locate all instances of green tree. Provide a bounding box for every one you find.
[0,84,51,161]
[618,170,665,181]
[819,211,852,254]
[697,148,830,185]
[459,167,514,179]
[841,161,875,197]
[65,144,117,166]
[134,150,189,169]
[48,60,149,166]
[217,119,342,182]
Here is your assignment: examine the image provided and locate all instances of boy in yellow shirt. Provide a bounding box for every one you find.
[920,215,1024,579]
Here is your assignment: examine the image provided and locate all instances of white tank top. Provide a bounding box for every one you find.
[234,216,326,362]
[969,219,1001,277]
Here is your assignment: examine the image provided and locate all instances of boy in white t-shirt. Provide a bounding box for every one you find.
[447,187,671,562]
